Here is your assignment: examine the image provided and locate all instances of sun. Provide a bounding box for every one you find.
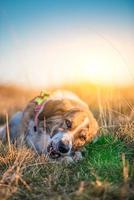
[65,37,132,86]
[84,63,115,84]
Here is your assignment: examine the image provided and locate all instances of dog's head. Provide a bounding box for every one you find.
[39,98,99,158]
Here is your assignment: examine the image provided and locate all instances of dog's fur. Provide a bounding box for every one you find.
[0,91,98,162]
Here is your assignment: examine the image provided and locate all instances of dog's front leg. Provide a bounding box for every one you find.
[21,101,36,136]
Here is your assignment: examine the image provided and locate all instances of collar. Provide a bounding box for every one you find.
[33,91,50,131]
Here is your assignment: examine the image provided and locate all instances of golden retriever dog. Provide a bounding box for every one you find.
[0,91,98,162]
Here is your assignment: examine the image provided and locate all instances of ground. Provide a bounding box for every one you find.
[0,84,134,200]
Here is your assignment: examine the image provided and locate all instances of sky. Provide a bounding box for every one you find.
[0,0,134,88]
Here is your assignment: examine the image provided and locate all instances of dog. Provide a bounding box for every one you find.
[0,91,98,162]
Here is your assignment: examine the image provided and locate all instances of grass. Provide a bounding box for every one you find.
[0,134,133,200]
[85,134,133,182]
[0,84,134,199]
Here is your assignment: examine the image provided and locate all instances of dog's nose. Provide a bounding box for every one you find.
[58,141,69,154]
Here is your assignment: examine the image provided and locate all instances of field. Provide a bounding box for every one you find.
[0,84,134,200]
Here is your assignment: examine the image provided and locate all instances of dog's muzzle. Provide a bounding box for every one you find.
[47,131,72,158]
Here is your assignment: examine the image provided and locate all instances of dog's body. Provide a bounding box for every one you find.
[0,91,98,162]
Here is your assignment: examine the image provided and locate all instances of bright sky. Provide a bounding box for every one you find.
[0,0,134,87]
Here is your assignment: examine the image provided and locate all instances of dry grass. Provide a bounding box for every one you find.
[0,83,134,200]
[0,145,33,199]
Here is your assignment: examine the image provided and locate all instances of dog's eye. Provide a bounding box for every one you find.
[65,119,72,129]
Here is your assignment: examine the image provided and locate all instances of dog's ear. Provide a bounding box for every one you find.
[86,111,99,142]
[38,99,78,120]
[38,100,60,120]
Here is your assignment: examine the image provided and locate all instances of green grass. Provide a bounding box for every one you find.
[2,134,132,200]
[84,134,133,182]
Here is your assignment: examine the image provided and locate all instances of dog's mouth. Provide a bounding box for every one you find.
[47,142,61,159]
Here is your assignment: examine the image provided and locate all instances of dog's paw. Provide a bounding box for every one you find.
[60,151,83,164]
[60,156,74,164]
[73,151,83,162]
